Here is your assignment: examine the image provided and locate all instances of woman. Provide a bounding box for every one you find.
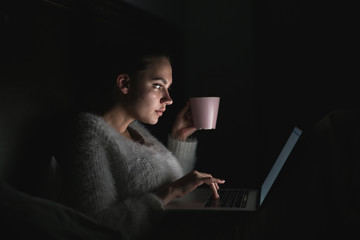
[59,52,225,239]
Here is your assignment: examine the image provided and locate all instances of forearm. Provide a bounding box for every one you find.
[155,183,178,205]
[167,135,198,174]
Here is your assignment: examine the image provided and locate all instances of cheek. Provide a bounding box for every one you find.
[140,89,159,102]
[133,92,157,112]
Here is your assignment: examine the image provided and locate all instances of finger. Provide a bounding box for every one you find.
[200,175,225,185]
[210,183,219,199]
[178,102,190,116]
[181,127,197,137]
[193,171,225,186]
[200,177,224,188]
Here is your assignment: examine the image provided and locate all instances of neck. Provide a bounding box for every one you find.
[102,105,134,134]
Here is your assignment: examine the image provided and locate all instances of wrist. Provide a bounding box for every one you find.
[155,184,177,205]
[170,133,186,142]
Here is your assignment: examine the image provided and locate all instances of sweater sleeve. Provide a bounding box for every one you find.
[167,135,198,174]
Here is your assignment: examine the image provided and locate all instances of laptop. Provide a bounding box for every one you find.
[165,126,303,212]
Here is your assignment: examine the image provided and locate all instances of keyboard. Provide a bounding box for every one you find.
[204,189,249,208]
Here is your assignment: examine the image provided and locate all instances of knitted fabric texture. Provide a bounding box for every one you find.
[60,113,197,239]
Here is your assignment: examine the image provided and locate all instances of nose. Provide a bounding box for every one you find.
[161,89,173,105]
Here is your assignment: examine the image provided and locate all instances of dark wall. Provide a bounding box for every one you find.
[120,0,358,187]
[1,0,358,192]
[183,0,256,188]
[0,0,183,194]
[0,0,257,191]
[253,0,359,180]
[0,0,71,185]
[120,0,256,187]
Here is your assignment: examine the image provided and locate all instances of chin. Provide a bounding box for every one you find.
[144,118,159,125]
[149,119,159,125]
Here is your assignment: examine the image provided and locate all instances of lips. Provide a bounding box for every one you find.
[155,109,165,116]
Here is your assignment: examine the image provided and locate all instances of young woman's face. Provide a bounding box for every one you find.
[126,57,173,125]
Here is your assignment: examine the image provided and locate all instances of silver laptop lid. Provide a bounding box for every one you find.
[259,127,302,205]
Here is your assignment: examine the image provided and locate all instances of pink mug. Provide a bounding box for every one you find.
[189,97,220,130]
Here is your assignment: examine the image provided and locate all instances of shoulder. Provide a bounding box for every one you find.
[74,112,116,141]
[77,112,104,127]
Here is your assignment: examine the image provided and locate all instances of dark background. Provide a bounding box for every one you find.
[0,0,358,193]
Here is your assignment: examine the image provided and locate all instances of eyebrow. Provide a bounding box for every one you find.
[151,77,171,86]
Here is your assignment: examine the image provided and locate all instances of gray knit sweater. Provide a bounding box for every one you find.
[60,112,197,239]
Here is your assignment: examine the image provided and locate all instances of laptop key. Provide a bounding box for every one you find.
[204,190,249,208]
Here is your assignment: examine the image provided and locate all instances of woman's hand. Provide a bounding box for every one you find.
[171,102,197,141]
[155,170,225,205]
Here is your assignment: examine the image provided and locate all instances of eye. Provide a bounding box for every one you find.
[153,83,162,89]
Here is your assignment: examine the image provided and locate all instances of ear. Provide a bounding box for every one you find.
[116,74,130,94]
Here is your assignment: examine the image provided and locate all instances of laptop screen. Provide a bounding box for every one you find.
[259,127,302,205]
